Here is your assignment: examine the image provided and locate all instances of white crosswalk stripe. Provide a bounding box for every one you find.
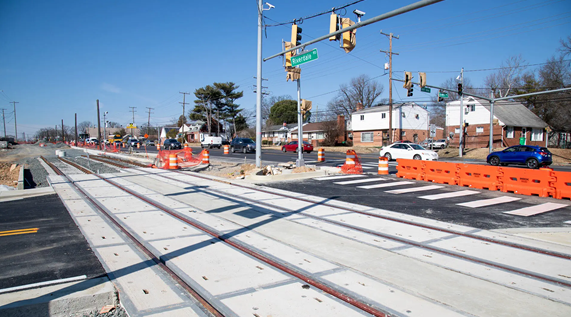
[357,181,413,189]
[385,185,444,194]
[418,190,480,200]
[313,175,366,181]
[503,203,569,216]
[457,196,521,208]
[334,177,389,185]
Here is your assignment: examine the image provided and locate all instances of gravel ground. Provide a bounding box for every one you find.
[83,305,128,317]
[67,155,123,174]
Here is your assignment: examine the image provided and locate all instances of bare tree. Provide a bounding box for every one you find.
[327,74,384,117]
[439,77,476,101]
[559,35,571,57]
[320,120,341,146]
[77,121,91,134]
[484,55,526,98]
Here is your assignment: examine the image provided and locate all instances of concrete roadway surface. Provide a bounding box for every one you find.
[114,144,571,173]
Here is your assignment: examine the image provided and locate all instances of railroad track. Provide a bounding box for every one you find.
[43,156,571,315]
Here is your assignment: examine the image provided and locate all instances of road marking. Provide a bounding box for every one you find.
[313,175,366,181]
[357,181,413,189]
[334,178,389,185]
[503,203,569,216]
[418,190,480,200]
[385,185,444,194]
[457,196,521,208]
[0,228,39,237]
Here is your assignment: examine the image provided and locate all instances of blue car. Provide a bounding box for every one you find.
[486,145,552,169]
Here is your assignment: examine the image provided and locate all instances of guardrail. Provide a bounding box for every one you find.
[396,159,571,200]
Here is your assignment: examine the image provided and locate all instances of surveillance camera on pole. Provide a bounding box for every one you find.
[353,9,365,22]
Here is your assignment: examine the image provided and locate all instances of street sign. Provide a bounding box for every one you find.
[291,49,318,67]
[126,124,137,129]
[430,124,436,138]
[421,87,431,93]
[438,91,449,98]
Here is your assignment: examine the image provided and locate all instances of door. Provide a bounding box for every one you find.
[502,146,521,163]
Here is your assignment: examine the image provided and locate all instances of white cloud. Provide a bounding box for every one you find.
[101,83,121,94]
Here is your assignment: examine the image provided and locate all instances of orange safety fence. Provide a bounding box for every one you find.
[424,161,459,185]
[155,147,209,169]
[457,163,501,191]
[396,159,425,181]
[552,169,571,200]
[499,167,555,198]
[340,150,363,174]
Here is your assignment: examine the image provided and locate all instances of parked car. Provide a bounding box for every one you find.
[145,140,156,147]
[230,138,256,153]
[127,139,139,147]
[201,135,222,149]
[281,141,313,153]
[432,139,447,149]
[163,138,182,150]
[486,145,552,169]
[380,143,438,161]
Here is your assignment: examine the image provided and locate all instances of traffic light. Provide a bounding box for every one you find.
[291,24,302,46]
[286,67,301,82]
[301,99,312,114]
[284,41,293,67]
[437,90,444,102]
[407,85,414,97]
[403,71,412,89]
[340,18,356,53]
[329,13,340,41]
[457,83,463,95]
[419,72,426,88]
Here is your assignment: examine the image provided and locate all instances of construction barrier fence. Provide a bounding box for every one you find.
[396,159,571,199]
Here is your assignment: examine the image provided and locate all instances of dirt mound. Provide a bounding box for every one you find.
[0,162,20,188]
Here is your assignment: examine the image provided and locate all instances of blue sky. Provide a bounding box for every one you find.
[1,0,569,138]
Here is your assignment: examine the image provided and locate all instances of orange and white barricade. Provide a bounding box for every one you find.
[168,154,179,169]
[318,148,324,162]
[224,145,229,154]
[202,149,210,165]
[378,157,389,175]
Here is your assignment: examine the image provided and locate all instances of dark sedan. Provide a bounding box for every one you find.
[487,145,552,169]
[281,141,313,153]
[163,138,182,150]
[230,138,256,153]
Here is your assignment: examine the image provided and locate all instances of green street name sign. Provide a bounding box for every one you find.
[421,87,431,93]
[438,91,449,98]
[291,49,318,67]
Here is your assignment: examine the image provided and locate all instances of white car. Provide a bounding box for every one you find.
[380,143,439,161]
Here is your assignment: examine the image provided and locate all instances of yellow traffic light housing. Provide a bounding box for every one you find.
[419,72,426,88]
[301,99,312,114]
[329,13,340,41]
[340,18,356,53]
[291,24,302,47]
[286,67,301,82]
[403,71,412,89]
[284,41,293,67]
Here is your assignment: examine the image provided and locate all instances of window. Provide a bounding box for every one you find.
[317,132,324,139]
[402,113,406,118]
[470,104,476,112]
[476,127,484,133]
[381,113,386,119]
[531,128,543,141]
[455,128,460,133]
[361,132,374,142]
[506,126,514,138]
[360,115,364,121]
[401,131,406,137]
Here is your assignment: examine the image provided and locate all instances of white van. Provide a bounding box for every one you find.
[200,134,222,149]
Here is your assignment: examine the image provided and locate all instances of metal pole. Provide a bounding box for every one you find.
[11,101,18,142]
[103,112,107,151]
[296,77,305,167]
[489,91,494,153]
[388,34,393,144]
[459,68,464,158]
[255,0,263,168]
[97,99,101,150]
[75,113,78,145]
[1,109,6,137]
[61,119,64,143]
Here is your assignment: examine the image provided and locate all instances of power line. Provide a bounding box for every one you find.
[264,0,366,27]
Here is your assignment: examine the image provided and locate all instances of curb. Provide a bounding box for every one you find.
[17,166,24,190]
[245,166,341,183]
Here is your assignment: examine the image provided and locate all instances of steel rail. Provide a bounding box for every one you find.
[40,156,225,317]
[173,170,571,261]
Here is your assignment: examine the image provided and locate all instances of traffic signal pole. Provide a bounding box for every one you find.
[459,68,464,157]
[255,0,263,168]
[296,77,304,167]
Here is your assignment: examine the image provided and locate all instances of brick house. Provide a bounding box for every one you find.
[261,123,298,144]
[446,97,548,148]
[289,115,347,146]
[351,103,437,146]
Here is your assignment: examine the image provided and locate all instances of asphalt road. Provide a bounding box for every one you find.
[0,194,106,289]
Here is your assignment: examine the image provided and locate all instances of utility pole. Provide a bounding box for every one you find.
[61,119,64,143]
[255,0,263,168]
[75,113,78,145]
[129,106,136,136]
[179,92,190,123]
[1,108,6,137]
[380,31,399,145]
[146,107,154,137]
[11,101,18,142]
[458,68,464,157]
[97,100,102,150]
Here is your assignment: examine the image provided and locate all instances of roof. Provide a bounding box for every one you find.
[352,102,423,115]
[263,123,298,132]
[472,98,548,128]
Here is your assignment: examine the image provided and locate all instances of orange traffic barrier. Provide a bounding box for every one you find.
[551,168,571,200]
[457,163,501,190]
[500,167,555,197]
[378,157,389,175]
[318,148,325,162]
[396,159,425,181]
[168,154,179,169]
[424,161,459,185]
[340,150,362,174]
[224,144,229,154]
[202,149,210,165]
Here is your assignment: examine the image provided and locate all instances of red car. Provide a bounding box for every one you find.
[281,141,313,153]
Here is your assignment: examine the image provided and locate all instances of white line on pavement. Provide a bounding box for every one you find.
[418,190,480,200]
[313,175,366,181]
[457,196,521,208]
[385,185,444,194]
[357,181,414,189]
[334,178,389,185]
[503,203,569,217]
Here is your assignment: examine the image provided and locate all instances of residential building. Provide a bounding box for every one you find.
[289,115,347,146]
[351,103,435,146]
[445,97,548,148]
[261,123,297,144]
[180,121,205,143]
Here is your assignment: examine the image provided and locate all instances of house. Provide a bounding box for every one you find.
[289,115,347,146]
[351,103,435,146]
[445,97,548,148]
[180,121,205,143]
[261,123,298,144]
